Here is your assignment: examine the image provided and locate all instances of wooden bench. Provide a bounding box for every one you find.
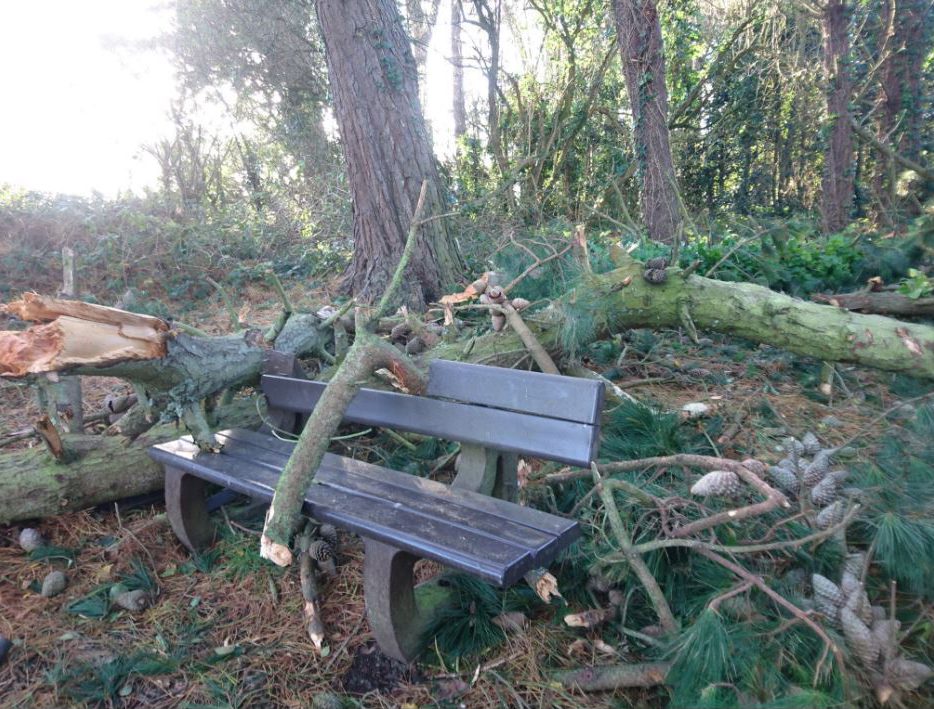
[148,356,603,661]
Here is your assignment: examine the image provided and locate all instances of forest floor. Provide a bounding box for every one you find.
[0,284,923,708]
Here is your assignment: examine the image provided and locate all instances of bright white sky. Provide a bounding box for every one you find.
[0,1,177,197]
[0,0,535,198]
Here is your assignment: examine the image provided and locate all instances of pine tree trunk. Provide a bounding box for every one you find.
[874,0,933,214]
[612,0,682,244]
[451,0,467,141]
[315,0,464,309]
[820,0,854,233]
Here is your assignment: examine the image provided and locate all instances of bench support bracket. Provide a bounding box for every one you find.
[164,466,215,552]
[363,444,518,662]
[452,444,518,502]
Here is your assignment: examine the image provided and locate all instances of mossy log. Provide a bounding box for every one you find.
[429,254,934,380]
[0,399,260,525]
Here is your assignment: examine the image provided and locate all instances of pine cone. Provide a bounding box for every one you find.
[816,500,844,528]
[844,581,873,626]
[782,437,806,457]
[840,571,860,598]
[801,431,821,456]
[510,297,531,311]
[491,312,507,332]
[811,470,848,506]
[112,589,150,613]
[843,552,865,578]
[887,657,934,691]
[872,618,901,663]
[486,286,506,304]
[18,528,45,553]
[318,524,338,547]
[307,539,334,563]
[40,571,67,598]
[690,470,742,498]
[812,573,845,622]
[841,606,880,667]
[769,465,799,494]
[643,268,668,284]
[802,449,834,486]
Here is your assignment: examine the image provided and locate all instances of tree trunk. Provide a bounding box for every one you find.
[451,0,467,141]
[315,0,464,309]
[405,0,442,85]
[612,0,682,244]
[0,399,260,525]
[820,0,854,234]
[874,0,934,214]
[813,290,934,318]
[425,254,934,380]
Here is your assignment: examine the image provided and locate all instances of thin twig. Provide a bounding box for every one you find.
[592,464,678,634]
[374,180,429,321]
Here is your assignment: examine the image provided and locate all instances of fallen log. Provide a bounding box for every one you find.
[813,290,934,318]
[2,254,934,524]
[553,662,671,691]
[427,251,934,381]
[0,398,260,524]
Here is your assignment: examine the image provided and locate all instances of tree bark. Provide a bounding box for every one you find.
[820,0,854,233]
[315,0,464,309]
[874,0,934,213]
[451,0,467,141]
[260,326,427,566]
[612,0,682,244]
[813,290,934,318]
[426,254,934,381]
[0,399,260,525]
[554,662,670,691]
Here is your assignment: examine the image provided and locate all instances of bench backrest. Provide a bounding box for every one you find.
[261,359,603,467]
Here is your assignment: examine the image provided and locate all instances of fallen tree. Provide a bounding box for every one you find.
[813,290,934,318]
[0,398,259,523]
[2,250,934,524]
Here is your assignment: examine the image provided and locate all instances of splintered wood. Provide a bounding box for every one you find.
[0,294,168,377]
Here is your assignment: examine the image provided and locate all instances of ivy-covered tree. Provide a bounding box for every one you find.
[612,0,683,243]
[315,0,464,307]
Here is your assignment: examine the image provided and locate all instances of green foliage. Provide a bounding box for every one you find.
[45,651,176,704]
[897,268,933,298]
[666,610,734,704]
[854,405,934,596]
[423,574,532,662]
[600,400,685,461]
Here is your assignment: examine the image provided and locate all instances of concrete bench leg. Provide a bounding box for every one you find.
[164,466,215,552]
[364,445,517,662]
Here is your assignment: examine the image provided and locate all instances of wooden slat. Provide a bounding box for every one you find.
[213,430,571,554]
[215,429,575,541]
[150,446,517,582]
[149,430,582,586]
[262,375,599,467]
[427,360,604,425]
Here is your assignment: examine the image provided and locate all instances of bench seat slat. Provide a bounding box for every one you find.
[149,432,580,586]
[214,429,575,540]
[427,360,605,425]
[262,376,598,467]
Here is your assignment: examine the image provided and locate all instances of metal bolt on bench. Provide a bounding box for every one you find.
[149,355,603,661]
